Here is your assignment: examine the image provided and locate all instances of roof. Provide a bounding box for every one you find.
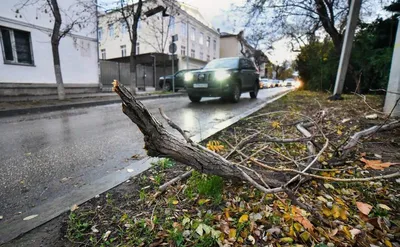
[178,2,218,32]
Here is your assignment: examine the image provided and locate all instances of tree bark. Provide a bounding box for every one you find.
[112,81,290,188]
[49,0,65,100]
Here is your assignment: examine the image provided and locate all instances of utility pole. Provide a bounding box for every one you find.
[383,17,400,117]
[331,0,361,99]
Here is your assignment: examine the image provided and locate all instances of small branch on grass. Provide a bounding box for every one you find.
[353,92,385,114]
[158,169,193,192]
[251,158,400,182]
[341,120,400,157]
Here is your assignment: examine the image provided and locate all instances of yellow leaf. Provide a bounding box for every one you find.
[360,157,399,170]
[271,121,281,129]
[292,206,314,232]
[342,226,352,240]
[206,140,224,152]
[198,199,210,205]
[337,129,343,135]
[238,214,249,223]
[356,202,373,215]
[322,206,332,217]
[300,231,310,241]
[280,237,294,243]
[340,207,348,221]
[172,200,179,205]
[385,239,393,247]
[70,204,79,212]
[293,222,303,232]
[332,204,341,219]
[229,228,236,239]
[377,204,392,211]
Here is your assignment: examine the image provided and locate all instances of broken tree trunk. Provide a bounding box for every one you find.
[112,81,289,188]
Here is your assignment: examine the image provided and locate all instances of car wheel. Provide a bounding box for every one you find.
[230,83,241,103]
[189,95,201,103]
[250,82,259,99]
[163,82,171,91]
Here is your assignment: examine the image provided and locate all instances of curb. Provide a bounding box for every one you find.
[0,93,186,118]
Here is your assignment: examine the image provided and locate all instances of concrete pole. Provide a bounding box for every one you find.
[332,0,361,97]
[186,16,189,69]
[383,17,400,117]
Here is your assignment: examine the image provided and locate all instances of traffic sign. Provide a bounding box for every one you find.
[169,43,177,54]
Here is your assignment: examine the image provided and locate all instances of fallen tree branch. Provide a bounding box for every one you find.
[112,81,287,188]
[159,108,192,143]
[341,120,400,156]
[158,169,193,192]
[251,158,400,182]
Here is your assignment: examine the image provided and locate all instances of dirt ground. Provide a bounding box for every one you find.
[4,90,399,247]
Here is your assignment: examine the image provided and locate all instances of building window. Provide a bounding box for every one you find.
[98,27,103,41]
[101,49,106,59]
[207,55,210,61]
[213,39,216,51]
[191,27,195,41]
[0,27,34,65]
[121,21,127,34]
[199,51,203,60]
[108,24,114,37]
[213,57,216,60]
[181,45,186,56]
[199,32,203,45]
[169,16,175,34]
[206,36,210,48]
[190,49,195,57]
[121,45,126,57]
[181,22,186,36]
[136,42,140,54]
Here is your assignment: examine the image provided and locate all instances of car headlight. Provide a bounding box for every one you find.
[215,70,230,81]
[184,72,194,82]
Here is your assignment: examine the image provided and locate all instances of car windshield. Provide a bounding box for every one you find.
[204,58,238,69]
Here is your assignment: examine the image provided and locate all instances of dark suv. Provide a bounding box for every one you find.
[184,57,260,103]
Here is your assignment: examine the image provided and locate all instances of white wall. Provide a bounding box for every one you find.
[0,0,98,84]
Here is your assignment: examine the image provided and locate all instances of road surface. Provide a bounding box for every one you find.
[0,87,288,223]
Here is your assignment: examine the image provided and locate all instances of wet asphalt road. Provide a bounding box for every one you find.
[0,87,288,220]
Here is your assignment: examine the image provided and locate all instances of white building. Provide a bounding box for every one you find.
[0,0,99,97]
[98,1,220,70]
[220,31,267,77]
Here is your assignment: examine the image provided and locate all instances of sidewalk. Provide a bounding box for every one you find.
[0,91,186,117]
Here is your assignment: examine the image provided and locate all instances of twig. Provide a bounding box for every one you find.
[353,92,385,114]
[237,166,284,194]
[251,158,400,182]
[158,169,193,192]
[159,108,192,143]
[341,120,400,156]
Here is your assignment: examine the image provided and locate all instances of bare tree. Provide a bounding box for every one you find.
[15,0,96,100]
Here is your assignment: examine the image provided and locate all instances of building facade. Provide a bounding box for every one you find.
[0,0,99,97]
[220,31,267,77]
[98,0,220,72]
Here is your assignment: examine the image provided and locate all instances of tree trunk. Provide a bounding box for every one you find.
[50,0,65,100]
[112,82,290,188]
[129,47,137,95]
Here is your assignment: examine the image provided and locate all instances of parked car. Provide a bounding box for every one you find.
[159,69,197,92]
[184,57,260,103]
[284,78,295,87]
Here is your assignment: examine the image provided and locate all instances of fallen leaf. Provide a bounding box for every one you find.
[365,114,378,119]
[342,226,352,240]
[360,158,398,170]
[248,235,255,244]
[377,204,391,211]
[238,214,249,223]
[356,202,373,215]
[91,225,99,233]
[103,230,111,241]
[229,228,236,239]
[384,239,393,247]
[198,198,210,205]
[300,231,310,241]
[182,217,191,226]
[271,121,281,129]
[220,220,230,234]
[196,224,204,236]
[280,237,294,243]
[206,140,224,152]
[172,200,179,205]
[292,206,314,231]
[342,118,351,123]
[324,183,335,189]
[70,204,79,212]
[23,214,38,221]
[350,228,361,239]
[337,129,343,135]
